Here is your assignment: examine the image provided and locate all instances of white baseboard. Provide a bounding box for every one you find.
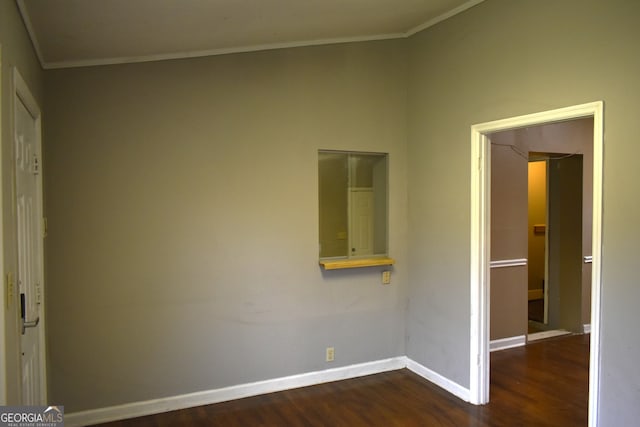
[66,357,405,427]
[489,335,526,352]
[527,329,571,342]
[528,289,543,300]
[583,324,591,334]
[66,355,472,426]
[404,357,470,402]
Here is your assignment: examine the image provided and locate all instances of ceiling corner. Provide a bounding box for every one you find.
[405,0,486,37]
[16,0,47,69]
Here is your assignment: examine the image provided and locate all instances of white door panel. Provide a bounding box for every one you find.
[14,70,45,405]
[349,189,374,256]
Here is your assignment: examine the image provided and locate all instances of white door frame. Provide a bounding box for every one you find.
[469,101,603,427]
[12,66,47,404]
[0,42,6,405]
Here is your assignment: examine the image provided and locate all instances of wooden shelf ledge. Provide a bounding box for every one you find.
[319,257,395,270]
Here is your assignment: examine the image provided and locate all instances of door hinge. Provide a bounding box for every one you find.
[36,283,42,304]
[43,217,48,238]
[32,154,40,175]
[5,273,15,309]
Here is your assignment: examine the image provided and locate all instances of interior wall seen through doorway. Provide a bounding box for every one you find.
[489,118,593,340]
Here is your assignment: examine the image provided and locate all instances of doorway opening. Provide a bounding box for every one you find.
[470,102,603,427]
[527,151,590,342]
[489,123,591,345]
[527,159,548,331]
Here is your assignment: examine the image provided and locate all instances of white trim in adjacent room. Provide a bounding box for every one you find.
[489,258,527,269]
[470,101,604,427]
[490,335,526,352]
[527,330,571,342]
[583,324,591,334]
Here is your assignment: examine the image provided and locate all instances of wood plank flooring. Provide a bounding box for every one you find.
[93,334,589,426]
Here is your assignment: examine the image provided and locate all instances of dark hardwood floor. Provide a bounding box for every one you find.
[94,334,589,427]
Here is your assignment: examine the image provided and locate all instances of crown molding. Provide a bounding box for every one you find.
[18,0,485,69]
[405,0,486,36]
[41,33,406,70]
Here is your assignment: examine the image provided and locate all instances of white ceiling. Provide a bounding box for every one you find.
[17,0,483,69]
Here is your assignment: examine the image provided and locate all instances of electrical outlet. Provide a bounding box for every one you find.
[326,347,335,362]
[382,270,391,285]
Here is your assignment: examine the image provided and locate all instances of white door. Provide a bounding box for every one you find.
[14,69,46,405]
[349,189,374,256]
